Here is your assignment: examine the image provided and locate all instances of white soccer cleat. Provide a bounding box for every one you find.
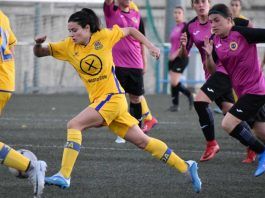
[115,136,126,144]
[27,160,47,198]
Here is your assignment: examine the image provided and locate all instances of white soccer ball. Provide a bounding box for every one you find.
[8,149,38,179]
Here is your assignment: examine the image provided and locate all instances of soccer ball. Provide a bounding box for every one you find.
[8,149,38,179]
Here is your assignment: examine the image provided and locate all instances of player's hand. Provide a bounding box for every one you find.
[180,32,187,47]
[149,45,160,60]
[202,37,213,56]
[35,35,47,44]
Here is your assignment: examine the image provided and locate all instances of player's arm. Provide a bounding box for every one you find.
[203,38,216,74]
[178,32,189,58]
[233,26,265,43]
[33,35,51,57]
[121,27,160,59]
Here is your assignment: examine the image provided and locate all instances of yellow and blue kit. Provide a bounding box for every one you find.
[48,25,138,138]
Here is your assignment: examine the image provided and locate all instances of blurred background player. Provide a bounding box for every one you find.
[34,8,202,193]
[205,3,265,176]
[167,6,193,112]
[103,0,158,143]
[0,10,46,198]
[179,0,234,162]
[230,0,246,19]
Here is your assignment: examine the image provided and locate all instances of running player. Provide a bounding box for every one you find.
[179,0,233,162]
[230,0,256,163]
[205,3,265,176]
[168,6,193,112]
[34,8,202,193]
[0,10,47,197]
[104,0,158,140]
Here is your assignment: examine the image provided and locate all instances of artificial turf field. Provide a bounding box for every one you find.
[0,94,264,198]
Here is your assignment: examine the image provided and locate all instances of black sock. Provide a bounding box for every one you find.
[230,121,265,154]
[178,82,191,97]
[194,101,215,141]
[130,102,142,127]
[171,85,179,105]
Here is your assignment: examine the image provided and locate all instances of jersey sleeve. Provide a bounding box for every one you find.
[48,39,69,61]
[232,26,265,43]
[106,25,125,48]
[233,17,249,27]
[185,25,194,53]
[139,17,145,35]
[103,1,116,18]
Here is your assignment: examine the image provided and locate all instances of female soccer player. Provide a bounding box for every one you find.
[34,8,202,193]
[0,10,46,198]
[104,0,158,139]
[179,0,234,162]
[204,3,265,176]
[168,6,193,112]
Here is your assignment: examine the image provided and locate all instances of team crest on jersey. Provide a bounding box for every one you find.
[229,41,238,51]
[94,41,103,50]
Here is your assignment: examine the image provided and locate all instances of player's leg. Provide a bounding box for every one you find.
[0,92,46,196]
[140,96,158,133]
[124,125,201,193]
[169,70,181,112]
[222,95,265,176]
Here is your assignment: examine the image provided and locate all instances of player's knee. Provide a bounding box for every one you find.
[221,118,231,133]
[67,119,82,130]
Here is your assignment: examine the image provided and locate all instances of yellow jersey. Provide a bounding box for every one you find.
[0,10,17,92]
[48,25,125,102]
[129,1,139,12]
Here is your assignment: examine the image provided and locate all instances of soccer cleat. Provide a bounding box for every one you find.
[27,160,47,198]
[168,105,179,112]
[254,150,265,177]
[142,117,158,133]
[185,160,202,193]
[45,172,70,189]
[200,140,220,162]
[242,147,256,163]
[115,136,126,144]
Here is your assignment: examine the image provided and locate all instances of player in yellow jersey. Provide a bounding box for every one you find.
[34,8,201,193]
[0,10,47,198]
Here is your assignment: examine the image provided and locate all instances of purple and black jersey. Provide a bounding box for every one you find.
[186,17,227,79]
[169,22,186,57]
[212,26,265,97]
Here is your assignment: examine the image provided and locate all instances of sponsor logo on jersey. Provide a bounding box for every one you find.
[193,30,200,35]
[80,54,102,76]
[230,41,238,51]
[216,43,222,49]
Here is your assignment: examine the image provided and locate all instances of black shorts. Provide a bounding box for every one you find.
[247,105,265,128]
[229,94,265,121]
[201,72,235,109]
[115,67,144,96]
[168,57,189,73]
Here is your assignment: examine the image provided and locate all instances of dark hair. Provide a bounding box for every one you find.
[208,4,232,19]
[175,6,184,11]
[68,8,101,33]
[191,0,211,6]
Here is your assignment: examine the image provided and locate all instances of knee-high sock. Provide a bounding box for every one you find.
[230,122,265,154]
[0,142,30,172]
[144,138,188,173]
[130,102,142,127]
[194,101,215,141]
[178,83,191,98]
[60,129,82,178]
[141,97,152,121]
[171,85,180,105]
